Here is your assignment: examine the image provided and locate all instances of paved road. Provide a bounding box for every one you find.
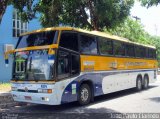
[1,76,160,118]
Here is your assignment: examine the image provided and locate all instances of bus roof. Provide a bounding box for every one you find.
[21,26,156,49]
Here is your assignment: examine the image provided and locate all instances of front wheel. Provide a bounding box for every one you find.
[78,84,91,105]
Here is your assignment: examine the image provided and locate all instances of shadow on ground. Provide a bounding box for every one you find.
[149,97,160,103]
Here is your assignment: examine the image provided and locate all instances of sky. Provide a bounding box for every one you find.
[131,1,160,36]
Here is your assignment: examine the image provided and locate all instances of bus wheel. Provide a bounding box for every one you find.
[136,76,142,91]
[78,84,91,105]
[143,76,149,89]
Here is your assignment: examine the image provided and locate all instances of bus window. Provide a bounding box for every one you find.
[114,41,125,56]
[57,51,70,79]
[148,49,156,59]
[98,37,113,55]
[71,54,80,76]
[80,34,98,55]
[126,44,135,57]
[59,32,79,52]
[154,50,156,59]
[146,48,149,58]
[135,46,146,58]
[16,31,58,49]
[144,47,148,58]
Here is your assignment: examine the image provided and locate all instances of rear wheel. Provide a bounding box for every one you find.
[143,76,149,89]
[136,76,142,91]
[78,84,91,105]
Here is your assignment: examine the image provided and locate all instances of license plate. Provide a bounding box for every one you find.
[24,96,32,100]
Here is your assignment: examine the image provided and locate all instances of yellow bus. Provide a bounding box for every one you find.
[6,27,157,105]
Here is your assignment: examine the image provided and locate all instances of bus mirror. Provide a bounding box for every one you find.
[4,50,14,67]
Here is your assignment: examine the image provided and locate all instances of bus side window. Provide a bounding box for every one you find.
[57,51,70,79]
[126,44,135,57]
[80,34,98,55]
[59,32,78,52]
[135,46,146,58]
[98,37,113,55]
[71,54,80,76]
[148,48,156,59]
[114,41,125,56]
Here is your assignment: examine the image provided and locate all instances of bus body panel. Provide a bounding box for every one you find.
[11,75,80,105]
[80,55,157,72]
[101,69,156,94]
[11,69,156,105]
[61,69,156,104]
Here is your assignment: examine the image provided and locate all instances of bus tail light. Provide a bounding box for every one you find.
[38,89,52,93]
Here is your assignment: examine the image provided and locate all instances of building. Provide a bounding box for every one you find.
[0,6,41,82]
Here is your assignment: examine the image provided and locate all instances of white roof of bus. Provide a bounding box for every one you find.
[21,26,156,49]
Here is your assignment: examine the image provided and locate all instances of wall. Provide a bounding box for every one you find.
[0,6,41,82]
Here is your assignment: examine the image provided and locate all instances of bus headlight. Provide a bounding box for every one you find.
[38,89,52,93]
[11,87,17,91]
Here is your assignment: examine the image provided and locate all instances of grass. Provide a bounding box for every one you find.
[0,83,11,92]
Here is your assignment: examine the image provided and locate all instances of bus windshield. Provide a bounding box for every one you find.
[16,31,58,49]
[12,50,55,81]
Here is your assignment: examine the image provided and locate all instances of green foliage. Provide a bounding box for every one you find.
[10,0,134,30]
[1,0,160,66]
[148,36,160,67]
[141,0,160,7]
[106,17,160,67]
[10,0,37,22]
[107,18,151,44]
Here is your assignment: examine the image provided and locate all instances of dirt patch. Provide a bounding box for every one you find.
[0,83,11,93]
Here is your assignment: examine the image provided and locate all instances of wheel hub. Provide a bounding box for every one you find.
[81,88,89,102]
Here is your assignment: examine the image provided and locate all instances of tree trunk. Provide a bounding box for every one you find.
[87,0,99,31]
[79,5,94,30]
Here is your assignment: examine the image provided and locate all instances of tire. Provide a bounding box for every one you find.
[143,76,149,89]
[78,84,91,105]
[136,76,142,91]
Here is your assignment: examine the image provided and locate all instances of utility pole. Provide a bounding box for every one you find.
[132,16,141,21]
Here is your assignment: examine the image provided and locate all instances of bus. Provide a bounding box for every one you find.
[5,27,157,105]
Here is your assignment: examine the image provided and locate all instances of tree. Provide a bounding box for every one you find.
[141,0,160,7]
[10,0,37,22]
[9,0,134,30]
[107,17,160,66]
[107,17,151,44]
[0,0,10,23]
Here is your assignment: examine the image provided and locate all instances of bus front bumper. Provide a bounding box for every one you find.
[11,91,61,105]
